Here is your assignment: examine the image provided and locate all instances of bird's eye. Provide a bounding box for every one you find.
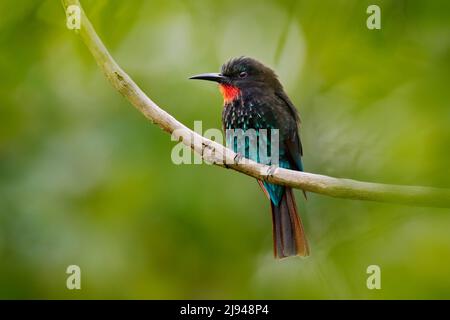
[239,71,248,78]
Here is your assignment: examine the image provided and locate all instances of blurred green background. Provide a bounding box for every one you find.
[0,0,449,299]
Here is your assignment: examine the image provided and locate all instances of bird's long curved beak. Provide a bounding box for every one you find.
[189,73,227,83]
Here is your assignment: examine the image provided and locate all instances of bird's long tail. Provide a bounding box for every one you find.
[270,187,310,258]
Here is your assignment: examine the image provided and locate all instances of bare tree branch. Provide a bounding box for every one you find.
[61,0,450,208]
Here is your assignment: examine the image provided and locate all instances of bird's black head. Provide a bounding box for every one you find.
[190,57,283,99]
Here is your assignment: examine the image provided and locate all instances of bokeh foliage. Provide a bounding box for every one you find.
[0,0,449,299]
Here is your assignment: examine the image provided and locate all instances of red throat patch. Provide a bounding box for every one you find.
[219,84,240,103]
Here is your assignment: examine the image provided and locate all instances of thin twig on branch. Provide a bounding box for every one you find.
[61,0,450,208]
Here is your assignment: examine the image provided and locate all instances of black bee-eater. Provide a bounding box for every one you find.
[190,57,309,258]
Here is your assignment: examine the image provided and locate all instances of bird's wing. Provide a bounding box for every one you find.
[284,133,304,171]
[275,91,304,171]
[275,91,300,125]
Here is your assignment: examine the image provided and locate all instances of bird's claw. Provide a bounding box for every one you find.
[234,152,243,164]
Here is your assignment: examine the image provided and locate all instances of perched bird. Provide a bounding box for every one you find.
[190,57,309,258]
